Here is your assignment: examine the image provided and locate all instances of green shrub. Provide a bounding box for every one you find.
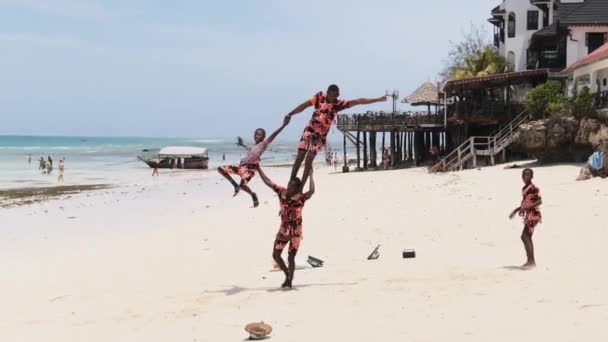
[524,80,564,119]
[569,86,596,119]
[547,100,568,118]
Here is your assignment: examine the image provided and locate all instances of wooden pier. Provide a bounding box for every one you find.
[336,112,447,171]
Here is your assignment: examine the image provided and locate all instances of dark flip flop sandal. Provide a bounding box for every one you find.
[252,193,259,208]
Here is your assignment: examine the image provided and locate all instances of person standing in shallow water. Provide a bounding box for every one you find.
[57,159,65,182]
[509,168,542,269]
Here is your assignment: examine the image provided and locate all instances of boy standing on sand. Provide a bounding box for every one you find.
[257,166,315,289]
[284,84,386,189]
[509,168,542,269]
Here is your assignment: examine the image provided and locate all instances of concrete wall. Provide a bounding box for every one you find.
[572,58,608,94]
[495,0,556,72]
[566,25,608,67]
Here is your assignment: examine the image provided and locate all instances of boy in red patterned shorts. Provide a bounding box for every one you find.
[218,119,288,207]
[258,166,315,289]
[284,84,386,189]
[509,168,542,269]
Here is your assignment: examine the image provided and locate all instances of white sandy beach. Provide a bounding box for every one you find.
[1,164,608,341]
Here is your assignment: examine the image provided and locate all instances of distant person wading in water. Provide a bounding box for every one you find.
[58,159,65,182]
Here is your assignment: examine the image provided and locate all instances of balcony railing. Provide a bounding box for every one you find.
[595,90,608,109]
[337,112,443,131]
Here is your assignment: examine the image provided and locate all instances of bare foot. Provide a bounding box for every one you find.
[281,278,292,289]
[520,262,536,270]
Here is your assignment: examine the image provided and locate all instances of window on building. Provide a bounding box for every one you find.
[526,49,538,70]
[507,51,516,68]
[604,78,607,87]
[508,13,516,38]
[542,10,549,27]
[527,11,539,30]
[586,32,608,54]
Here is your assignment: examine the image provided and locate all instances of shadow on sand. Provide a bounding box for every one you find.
[502,265,536,271]
[204,282,358,296]
[502,265,525,271]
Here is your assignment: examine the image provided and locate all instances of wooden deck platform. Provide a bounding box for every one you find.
[336,112,444,132]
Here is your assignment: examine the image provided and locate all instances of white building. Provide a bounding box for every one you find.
[563,42,608,100]
[489,0,608,72]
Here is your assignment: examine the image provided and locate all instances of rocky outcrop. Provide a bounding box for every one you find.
[515,115,608,179]
[513,116,595,163]
[575,118,608,149]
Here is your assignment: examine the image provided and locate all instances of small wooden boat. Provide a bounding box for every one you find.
[138,146,209,169]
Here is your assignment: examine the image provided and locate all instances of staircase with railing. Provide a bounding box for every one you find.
[430,110,532,172]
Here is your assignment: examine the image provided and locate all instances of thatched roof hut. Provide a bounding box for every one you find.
[402,81,443,113]
[402,81,440,106]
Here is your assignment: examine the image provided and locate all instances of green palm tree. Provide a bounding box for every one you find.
[450,46,512,80]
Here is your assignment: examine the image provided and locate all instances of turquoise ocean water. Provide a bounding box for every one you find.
[0,135,305,189]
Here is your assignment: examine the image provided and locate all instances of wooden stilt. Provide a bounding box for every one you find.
[402,132,406,162]
[414,131,424,166]
[370,132,377,168]
[408,132,414,160]
[390,131,396,167]
[342,133,348,172]
[396,132,402,164]
[356,130,361,170]
[362,131,368,170]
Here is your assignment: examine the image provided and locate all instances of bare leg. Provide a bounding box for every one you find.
[286,249,297,288]
[300,151,317,190]
[290,149,307,180]
[272,248,289,286]
[521,227,536,269]
[239,182,259,208]
[217,167,240,196]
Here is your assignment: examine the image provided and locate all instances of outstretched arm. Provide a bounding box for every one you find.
[265,119,289,144]
[237,136,248,149]
[347,96,387,107]
[257,166,277,190]
[285,100,313,119]
[304,169,315,200]
[508,206,521,219]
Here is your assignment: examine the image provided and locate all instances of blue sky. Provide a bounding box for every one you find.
[0,0,492,139]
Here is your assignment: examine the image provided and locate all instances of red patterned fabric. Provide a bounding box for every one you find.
[272,185,308,252]
[219,164,257,185]
[298,92,350,152]
[520,183,542,233]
